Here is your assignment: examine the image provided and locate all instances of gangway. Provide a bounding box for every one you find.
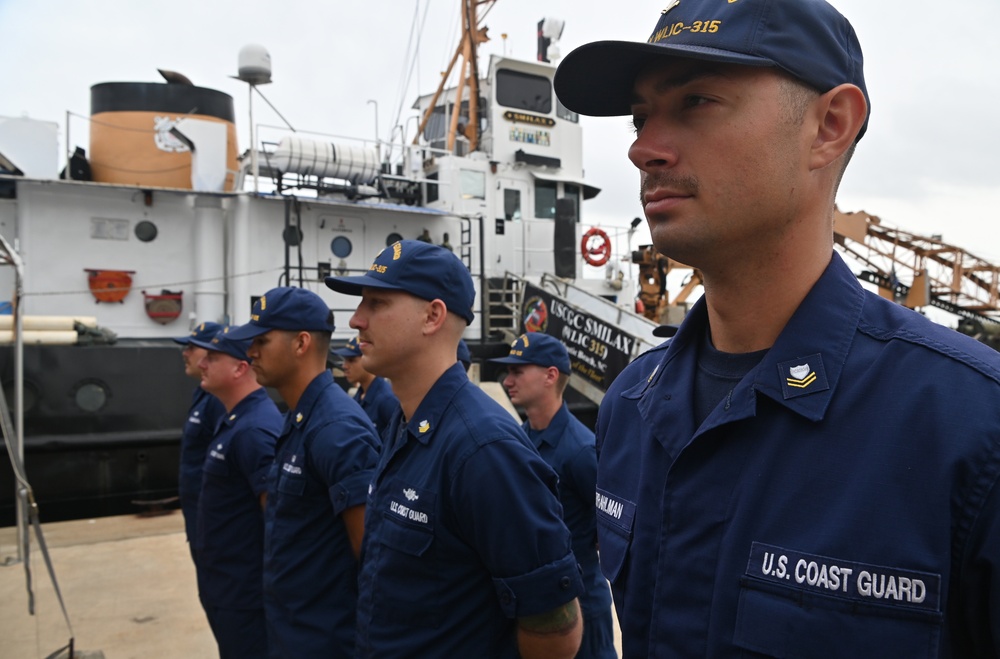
[486,272,660,406]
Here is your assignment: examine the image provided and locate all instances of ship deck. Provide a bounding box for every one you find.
[1,512,622,658]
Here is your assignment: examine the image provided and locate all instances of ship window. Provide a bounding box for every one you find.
[386,232,403,246]
[504,189,522,221]
[461,170,485,200]
[282,226,303,246]
[564,185,581,222]
[74,380,109,412]
[331,236,352,258]
[426,172,439,203]
[556,97,579,123]
[134,220,158,242]
[496,69,552,114]
[422,98,488,143]
[534,180,557,219]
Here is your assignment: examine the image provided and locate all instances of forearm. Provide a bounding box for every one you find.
[517,598,582,659]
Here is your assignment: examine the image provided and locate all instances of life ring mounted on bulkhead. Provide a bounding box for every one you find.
[581,227,612,267]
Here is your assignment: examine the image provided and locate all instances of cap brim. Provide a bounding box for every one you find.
[325,274,407,297]
[554,40,775,117]
[172,337,191,345]
[652,324,680,338]
[331,348,362,357]
[490,356,540,367]
[225,322,271,341]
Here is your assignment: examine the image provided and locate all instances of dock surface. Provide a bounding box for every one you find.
[0,513,214,659]
[2,511,622,658]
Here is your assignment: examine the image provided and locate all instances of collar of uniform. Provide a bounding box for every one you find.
[222,387,269,427]
[286,371,335,431]
[527,402,573,448]
[750,252,865,421]
[404,362,468,445]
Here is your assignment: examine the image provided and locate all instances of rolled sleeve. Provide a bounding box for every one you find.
[492,552,584,618]
[328,468,374,515]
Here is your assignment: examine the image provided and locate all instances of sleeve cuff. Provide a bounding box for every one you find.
[492,552,584,618]
[328,468,374,515]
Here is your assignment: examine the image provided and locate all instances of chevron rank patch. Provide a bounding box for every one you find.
[777,353,829,399]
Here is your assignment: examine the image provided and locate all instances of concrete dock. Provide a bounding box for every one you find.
[0,512,215,659]
[1,512,622,658]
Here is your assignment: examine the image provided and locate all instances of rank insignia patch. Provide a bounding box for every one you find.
[777,353,829,399]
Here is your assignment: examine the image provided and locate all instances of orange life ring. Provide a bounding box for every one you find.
[581,227,611,267]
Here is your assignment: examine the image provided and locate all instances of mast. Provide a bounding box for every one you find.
[413,0,493,152]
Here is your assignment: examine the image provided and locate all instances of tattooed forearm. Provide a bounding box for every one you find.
[518,599,581,636]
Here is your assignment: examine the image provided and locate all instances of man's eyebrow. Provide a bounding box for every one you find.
[630,67,728,104]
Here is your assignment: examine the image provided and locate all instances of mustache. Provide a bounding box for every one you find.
[639,172,700,205]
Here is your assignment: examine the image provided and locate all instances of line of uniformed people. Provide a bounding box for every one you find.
[176,240,616,658]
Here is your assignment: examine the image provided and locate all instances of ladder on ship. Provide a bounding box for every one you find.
[483,272,660,406]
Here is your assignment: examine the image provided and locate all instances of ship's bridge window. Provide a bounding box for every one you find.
[461,170,486,200]
[535,179,557,219]
[504,189,522,221]
[496,69,552,114]
[422,97,488,144]
[556,98,579,123]
[564,184,581,222]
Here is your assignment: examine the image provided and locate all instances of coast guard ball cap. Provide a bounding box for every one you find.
[331,335,364,358]
[227,287,335,340]
[173,321,223,345]
[554,0,870,140]
[489,332,571,375]
[325,240,476,325]
[188,326,252,363]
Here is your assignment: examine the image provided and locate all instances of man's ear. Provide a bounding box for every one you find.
[809,83,867,171]
[422,299,449,335]
[293,330,312,357]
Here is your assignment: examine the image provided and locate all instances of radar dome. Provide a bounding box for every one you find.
[237,44,271,84]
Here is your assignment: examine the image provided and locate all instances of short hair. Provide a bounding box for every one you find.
[778,75,856,189]
[555,372,570,396]
[309,330,332,355]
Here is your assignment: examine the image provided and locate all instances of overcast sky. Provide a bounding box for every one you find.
[2,0,998,267]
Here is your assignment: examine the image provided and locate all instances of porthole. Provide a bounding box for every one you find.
[282,226,303,246]
[74,380,109,412]
[386,232,403,246]
[331,236,352,259]
[134,220,158,242]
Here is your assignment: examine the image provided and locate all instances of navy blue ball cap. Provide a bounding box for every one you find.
[457,339,471,369]
[325,240,476,325]
[227,287,335,340]
[173,321,223,345]
[554,0,870,140]
[188,326,252,362]
[489,332,571,375]
[331,335,363,358]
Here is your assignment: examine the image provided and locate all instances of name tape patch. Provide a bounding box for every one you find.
[746,542,941,612]
[595,487,636,533]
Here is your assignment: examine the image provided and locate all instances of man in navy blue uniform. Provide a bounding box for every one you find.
[554,0,1000,657]
[172,321,226,561]
[228,287,381,658]
[326,240,585,659]
[190,326,281,659]
[331,335,398,436]
[492,332,617,659]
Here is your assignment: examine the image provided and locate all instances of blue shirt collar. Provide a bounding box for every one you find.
[649,252,864,424]
[403,362,469,445]
[525,402,573,448]
[283,371,335,434]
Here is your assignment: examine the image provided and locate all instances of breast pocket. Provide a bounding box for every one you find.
[375,515,442,627]
[202,456,229,478]
[733,577,943,658]
[595,488,635,585]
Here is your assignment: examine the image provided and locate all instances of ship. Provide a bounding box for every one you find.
[2,1,998,530]
[0,4,663,526]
